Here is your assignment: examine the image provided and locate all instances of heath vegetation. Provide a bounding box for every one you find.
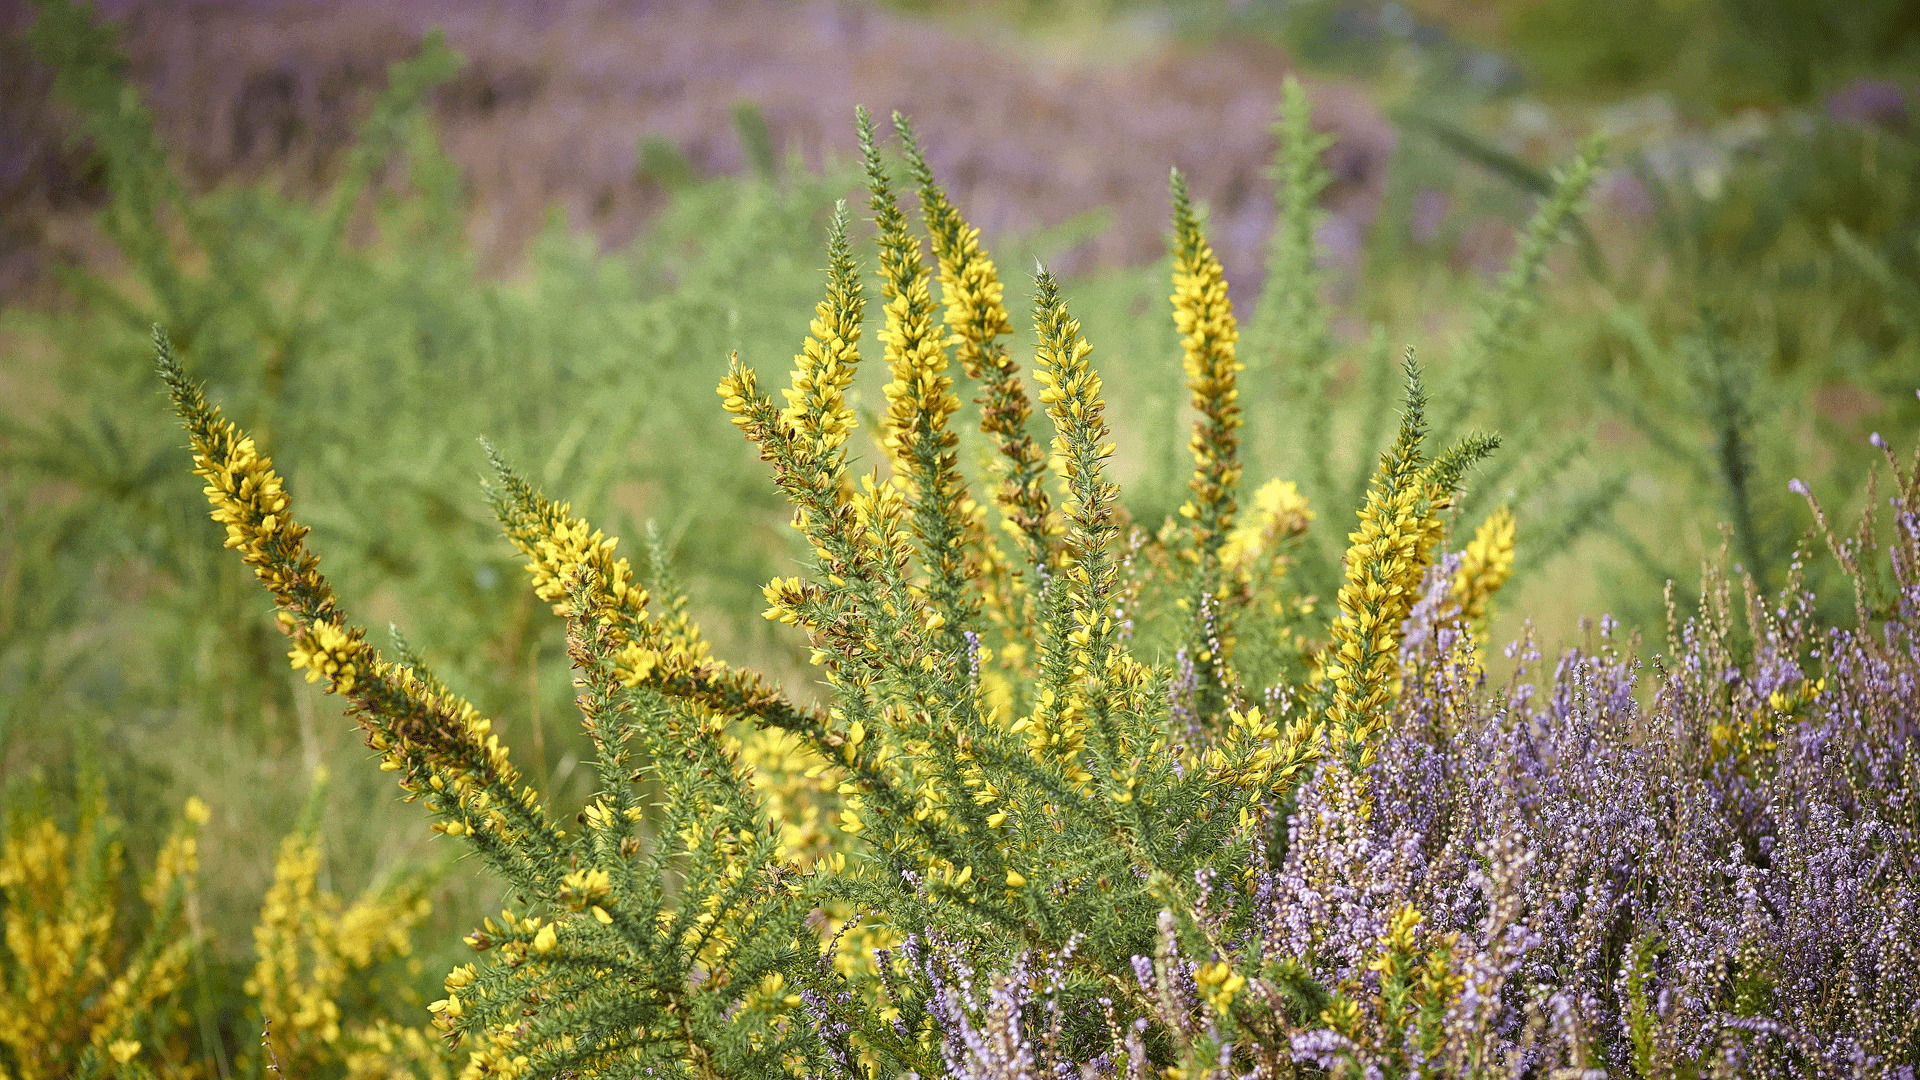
[3,1,1917,1077]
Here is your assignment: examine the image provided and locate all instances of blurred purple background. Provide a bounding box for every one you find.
[1,0,1400,298]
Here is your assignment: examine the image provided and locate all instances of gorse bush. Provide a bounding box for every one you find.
[147,88,1526,1077]
[138,61,1920,1076]
[0,788,443,1079]
[11,3,1917,1075]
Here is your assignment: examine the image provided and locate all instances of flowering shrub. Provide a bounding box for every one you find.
[0,791,444,1079]
[150,85,1917,1080]
[0,796,199,1077]
[897,437,1920,1080]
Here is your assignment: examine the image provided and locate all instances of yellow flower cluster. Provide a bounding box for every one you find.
[158,328,336,623]
[1323,361,1459,761]
[864,115,960,478]
[360,666,535,847]
[1325,480,1431,755]
[430,965,531,1080]
[737,728,838,868]
[780,203,864,469]
[1166,175,1251,725]
[1022,271,1121,776]
[722,360,871,661]
[493,466,814,739]
[342,1021,454,1080]
[521,511,646,620]
[165,336,550,864]
[862,110,975,636]
[1711,675,1826,771]
[1170,171,1245,549]
[1450,506,1515,628]
[1031,284,1116,571]
[1199,705,1321,799]
[1194,959,1247,1014]
[1,793,448,1079]
[440,905,624,1079]
[289,618,366,693]
[1320,903,1465,1067]
[247,831,431,1069]
[1219,478,1315,580]
[874,243,960,478]
[0,800,196,1078]
[900,120,1053,572]
[912,175,1012,380]
[850,472,918,584]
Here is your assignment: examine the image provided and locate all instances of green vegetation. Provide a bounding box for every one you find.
[2,0,1916,1074]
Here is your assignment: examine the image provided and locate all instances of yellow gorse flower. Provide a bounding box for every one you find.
[780,203,864,468]
[1325,353,1498,762]
[1171,170,1244,547]
[1169,171,1247,724]
[1194,959,1247,1013]
[289,619,365,693]
[0,801,193,1077]
[1219,478,1315,579]
[160,326,561,870]
[2,794,446,1078]
[900,118,1053,573]
[1451,504,1516,629]
[1198,705,1319,799]
[863,108,977,642]
[1314,900,1468,1067]
[1327,480,1427,751]
[248,831,431,1068]
[1020,270,1121,784]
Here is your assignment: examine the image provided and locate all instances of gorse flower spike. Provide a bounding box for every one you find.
[1323,352,1498,764]
[898,114,1055,582]
[166,333,832,1080]
[1169,168,1246,724]
[1,794,450,1079]
[861,108,978,650]
[1022,268,1123,778]
[1451,505,1515,632]
[0,797,198,1077]
[158,328,561,887]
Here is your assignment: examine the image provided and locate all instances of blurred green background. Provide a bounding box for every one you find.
[1,0,1915,1057]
